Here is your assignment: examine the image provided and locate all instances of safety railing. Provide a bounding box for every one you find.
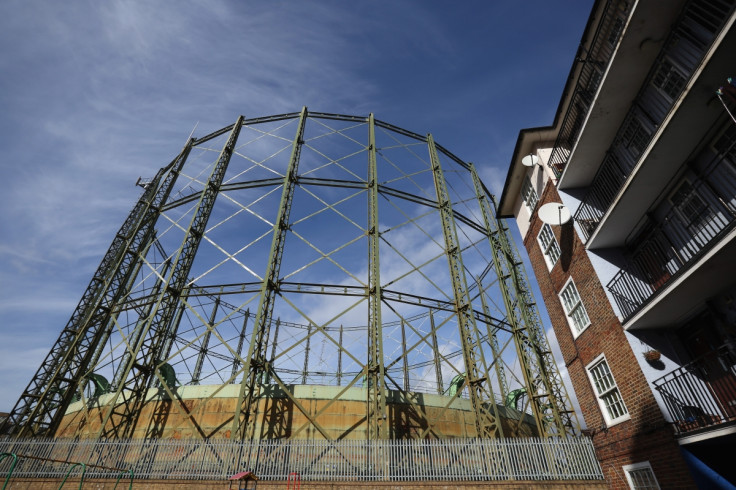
[573,0,735,240]
[0,451,133,490]
[547,0,629,178]
[606,136,736,320]
[654,344,736,435]
[0,437,603,482]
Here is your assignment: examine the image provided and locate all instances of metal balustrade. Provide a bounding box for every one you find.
[573,0,735,240]
[606,144,736,321]
[0,437,603,482]
[547,0,629,179]
[654,344,736,435]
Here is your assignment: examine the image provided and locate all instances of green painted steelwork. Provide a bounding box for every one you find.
[427,134,502,439]
[113,469,134,490]
[96,117,244,439]
[57,462,86,490]
[469,163,579,437]
[447,373,465,397]
[3,110,580,443]
[234,108,309,441]
[505,388,526,411]
[0,453,17,490]
[1,139,195,438]
[367,113,387,440]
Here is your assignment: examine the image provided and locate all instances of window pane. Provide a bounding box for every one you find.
[538,224,561,268]
[521,176,538,212]
[627,466,659,489]
[589,358,628,423]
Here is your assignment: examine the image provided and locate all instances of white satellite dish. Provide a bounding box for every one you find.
[521,154,539,167]
[538,202,571,225]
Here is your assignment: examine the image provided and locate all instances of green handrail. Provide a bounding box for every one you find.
[113,468,134,490]
[58,462,86,490]
[0,453,18,490]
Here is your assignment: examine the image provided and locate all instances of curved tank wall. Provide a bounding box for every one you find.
[57,384,537,440]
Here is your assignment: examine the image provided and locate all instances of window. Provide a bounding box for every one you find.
[622,116,652,158]
[587,355,629,425]
[559,279,590,335]
[521,176,538,213]
[669,179,713,232]
[652,58,686,101]
[537,223,561,269]
[623,461,660,489]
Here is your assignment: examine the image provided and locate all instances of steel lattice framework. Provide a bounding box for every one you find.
[2,109,578,441]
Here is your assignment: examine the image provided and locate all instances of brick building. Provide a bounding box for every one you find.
[498,0,736,488]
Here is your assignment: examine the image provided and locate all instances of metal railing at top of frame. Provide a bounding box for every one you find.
[0,437,603,482]
[606,145,736,321]
[547,0,630,179]
[653,343,736,435]
[572,0,736,239]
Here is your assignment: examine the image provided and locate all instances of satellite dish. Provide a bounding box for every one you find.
[521,154,539,167]
[538,202,571,225]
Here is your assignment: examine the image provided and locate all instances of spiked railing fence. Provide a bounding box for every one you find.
[0,437,603,482]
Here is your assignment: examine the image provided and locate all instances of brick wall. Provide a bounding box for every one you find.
[522,182,696,489]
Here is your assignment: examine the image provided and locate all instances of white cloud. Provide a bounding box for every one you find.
[0,1,592,412]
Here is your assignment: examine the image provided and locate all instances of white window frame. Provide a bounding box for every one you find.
[558,277,590,336]
[586,354,630,426]
[623,461,660,489]
[537,223,561,270]
[520,175,538,214]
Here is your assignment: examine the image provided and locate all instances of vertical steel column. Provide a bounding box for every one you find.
[96,117,244,439]
[233,108,307,440]
[427,135,501,439]
[231,310,250,380]
[429,310,444,395]
[2,140,193,438]
[367,113,387,440]
[86,234,160,376]
[479,285,509,399]
[192,297,220,385]
[337,324,343,386]
[469,163,578,437]
[400,320,410,391]
[270,319,280,362]
[160,287,190,363]
[302,324,311,385]
[110,258,173,391]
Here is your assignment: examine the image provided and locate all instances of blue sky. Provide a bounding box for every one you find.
[0,1,592,412]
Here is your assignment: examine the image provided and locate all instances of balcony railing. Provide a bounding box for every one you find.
[547,0,629,179]
[606,126,736,321]
[653,344,736,435]
[573,0,735,240]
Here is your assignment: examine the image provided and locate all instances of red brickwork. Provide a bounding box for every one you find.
[522,182,696,489]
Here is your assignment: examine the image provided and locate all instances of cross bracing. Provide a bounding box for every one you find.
[2,109,579,441]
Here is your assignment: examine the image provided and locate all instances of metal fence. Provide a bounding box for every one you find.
[547,0,629,179]
[606,131,736,320]
[573,0,735,240]
[654,344,736,435]
[0,437,603,482]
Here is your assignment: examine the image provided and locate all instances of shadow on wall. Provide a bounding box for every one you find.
[560,222,575,273]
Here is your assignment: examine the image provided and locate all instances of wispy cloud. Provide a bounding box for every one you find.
[0,0,591,412]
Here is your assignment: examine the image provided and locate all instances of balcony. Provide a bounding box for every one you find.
[606,141,736,322]
[547,0,630,179]
[573,0,735,241]
[654,344,736,436]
